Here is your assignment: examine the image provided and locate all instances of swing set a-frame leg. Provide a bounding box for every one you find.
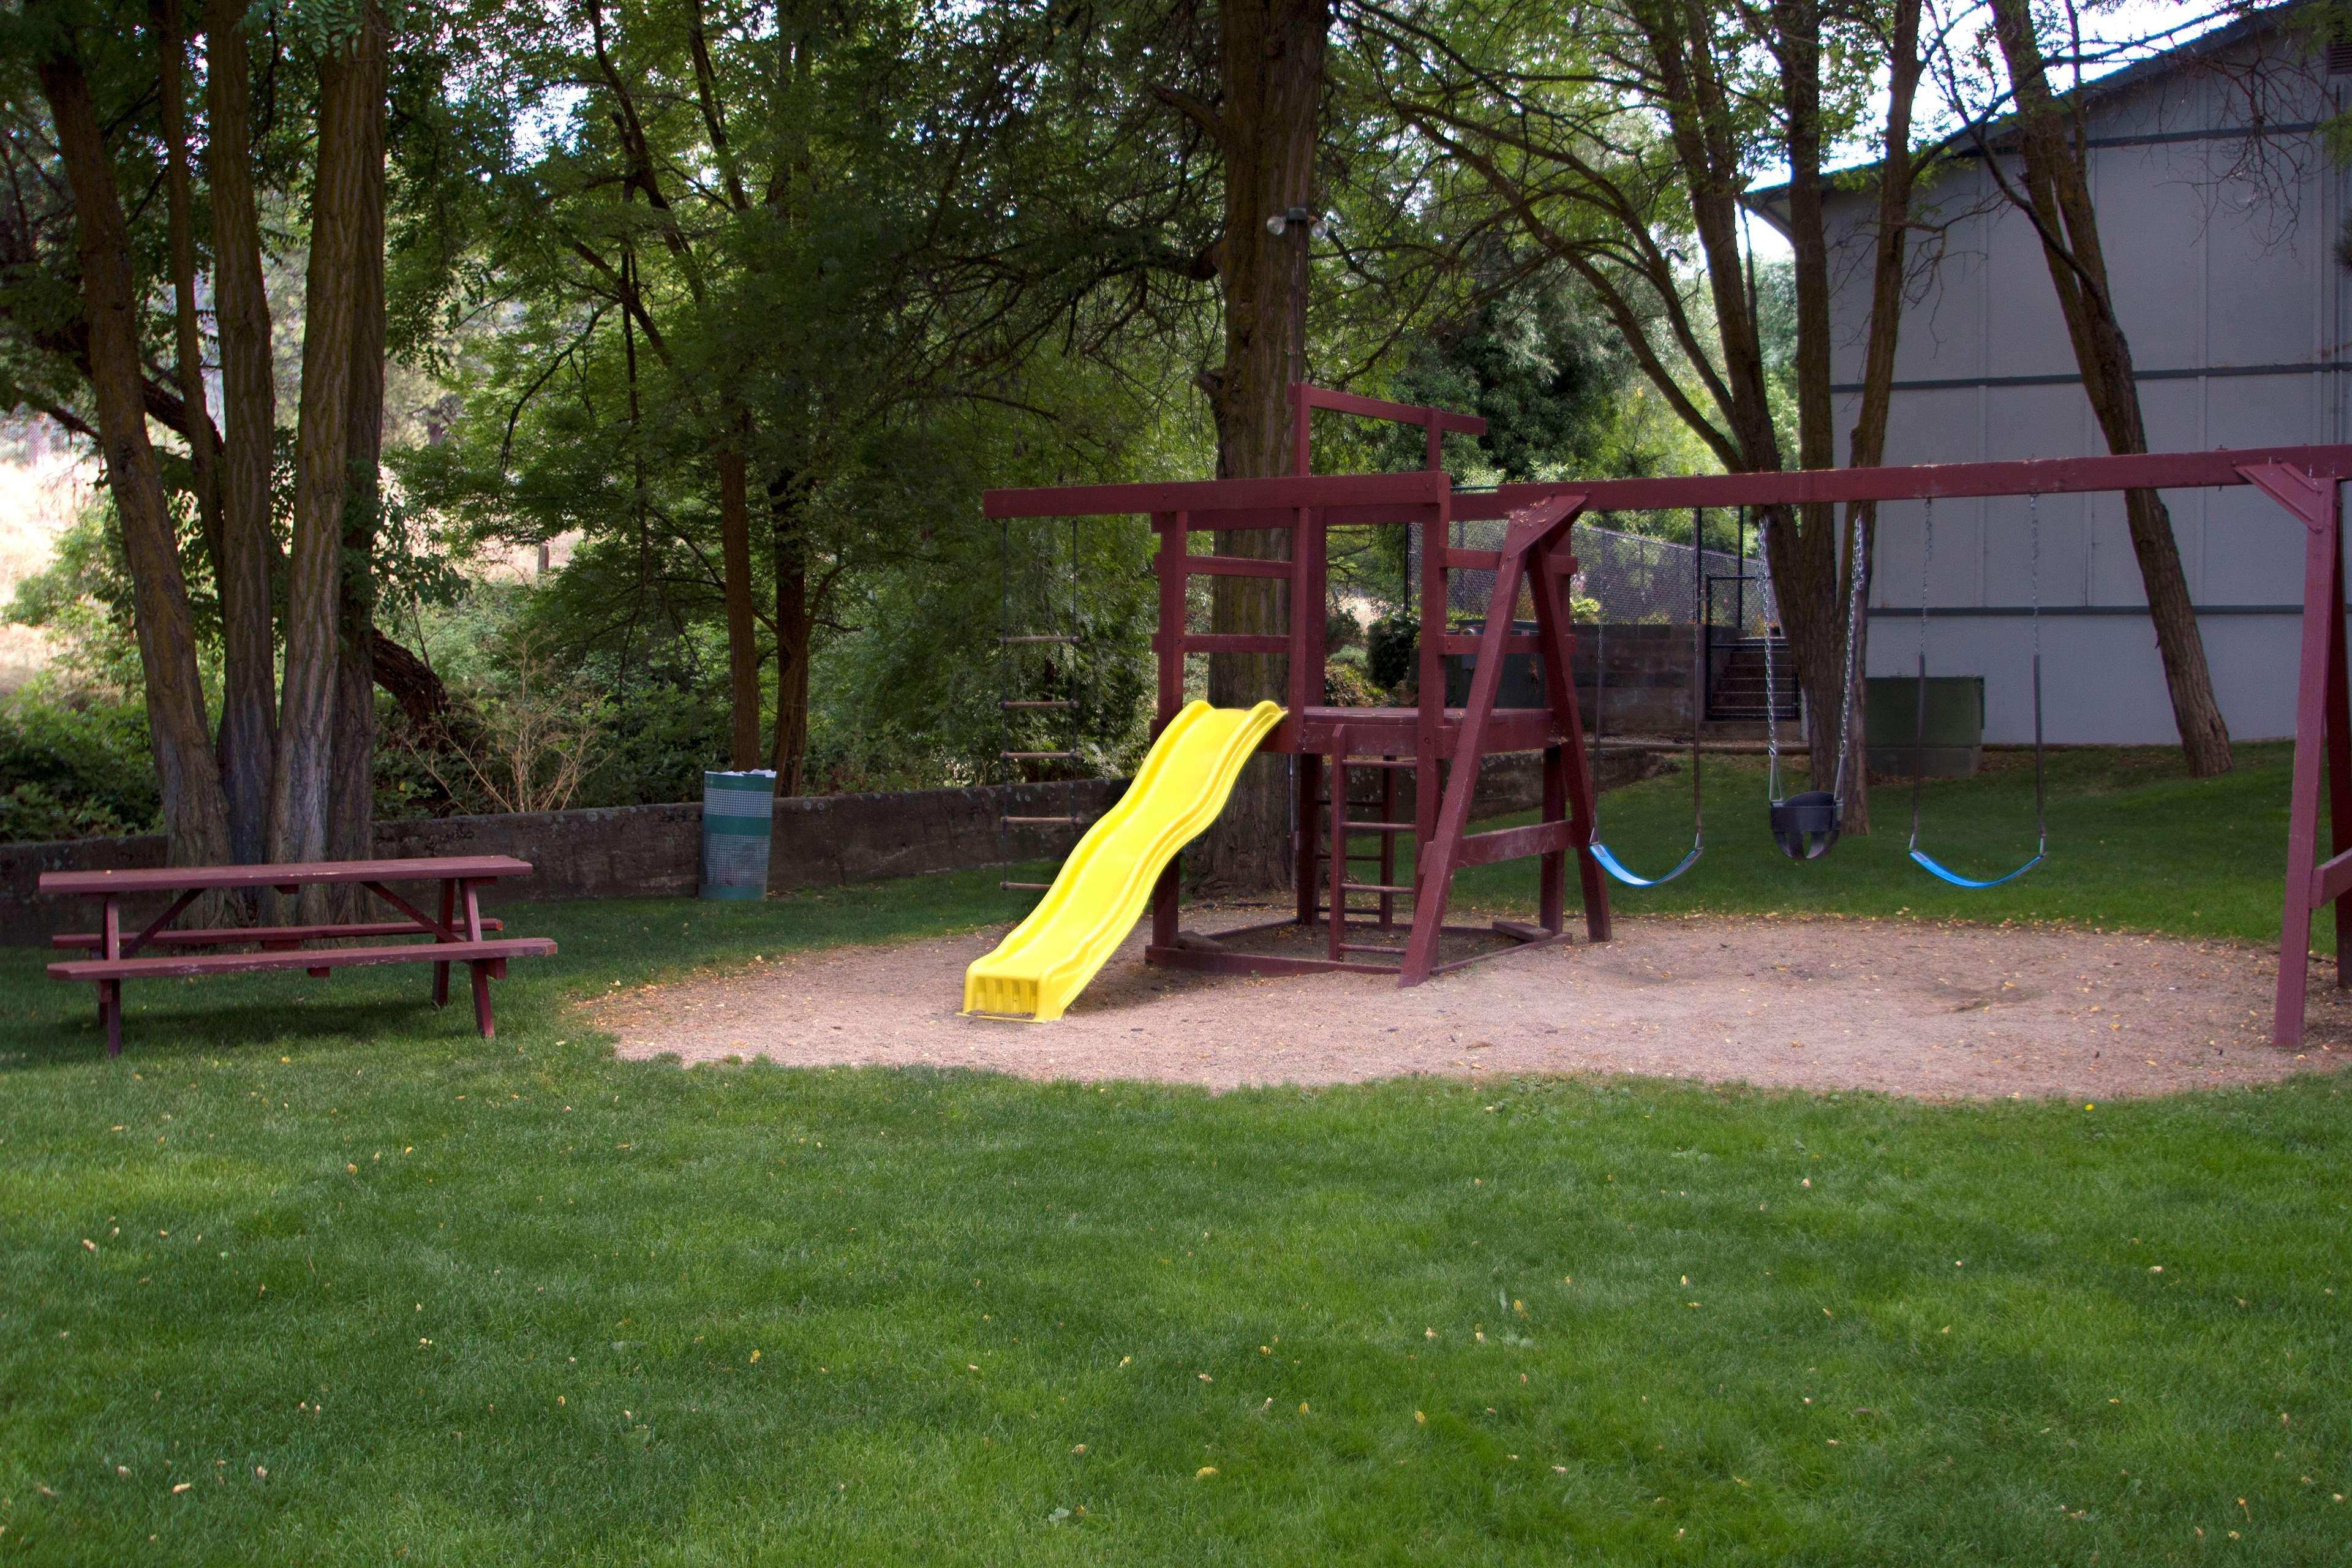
[2243,463,2351,1048]
[1401,494,1599,985]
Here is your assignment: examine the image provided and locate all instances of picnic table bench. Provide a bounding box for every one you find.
[41,855,555,1055]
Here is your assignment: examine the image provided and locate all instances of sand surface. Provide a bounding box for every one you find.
[592,911,2351,1099]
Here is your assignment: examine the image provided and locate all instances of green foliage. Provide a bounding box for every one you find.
[1366,612,1417,692]
[1382,268,1639,483]
[1321,655,1381,707]
[0,690,158,840]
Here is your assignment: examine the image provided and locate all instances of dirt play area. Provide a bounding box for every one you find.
[592,910,2352,1100]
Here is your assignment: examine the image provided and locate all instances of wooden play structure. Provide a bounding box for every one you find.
[981,385,2352,1047]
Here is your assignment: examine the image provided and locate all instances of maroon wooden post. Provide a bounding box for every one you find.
[1327,727,1350,959]
[1529,529,1611,943]
[1291,503,1326,926]
[2242,464,2345,1047]
[461,879,494,1038]
[1291,384,1313,478]
[2326,494,2352,985]
[1414,498,1449,907]
[433,878,456,1007]
[1539,744,1567,933]
[100,893,121,1056]
[1152,511,1187,949]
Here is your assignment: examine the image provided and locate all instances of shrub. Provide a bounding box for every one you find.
[1365,613,1417,692]
[1324,658,1384,709]
[0,692,159,842]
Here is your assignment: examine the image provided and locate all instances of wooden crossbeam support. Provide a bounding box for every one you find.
[1457,819,1576,868]
[1156,634,1291,655]
[2316,848,2352,910]
[1184,555,1294,579]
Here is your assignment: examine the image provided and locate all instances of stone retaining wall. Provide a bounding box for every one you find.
[2,750,1666,946]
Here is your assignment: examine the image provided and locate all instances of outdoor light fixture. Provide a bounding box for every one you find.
[1265,206,1318,235]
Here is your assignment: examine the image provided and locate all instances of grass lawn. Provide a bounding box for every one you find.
[2,745,2348,1564]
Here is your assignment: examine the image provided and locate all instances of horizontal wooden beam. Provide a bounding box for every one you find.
[1457,818,1576,868]
[1454,446,2352,518]
[990,469,1446,520]
[1156,634,1291,655]
[1183,555,1294,579]
[2314,846,2352,907]
[1294,383,1488,437]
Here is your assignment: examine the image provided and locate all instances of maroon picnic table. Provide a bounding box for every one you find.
[40,855,556,1055]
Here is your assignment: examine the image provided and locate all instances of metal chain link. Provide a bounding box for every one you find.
[1757,509,1782,799]
[1830,505,1868,801]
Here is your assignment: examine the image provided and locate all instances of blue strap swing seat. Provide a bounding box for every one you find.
[1586,511,1705,888]
[1906,494,2047,889]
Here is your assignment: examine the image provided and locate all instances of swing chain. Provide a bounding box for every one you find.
[1758,510,1782,799]
[1829,503,1868,802]
[1755,504,1867,806]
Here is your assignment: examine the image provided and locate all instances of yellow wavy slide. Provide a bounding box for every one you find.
[963,699,1285,1021]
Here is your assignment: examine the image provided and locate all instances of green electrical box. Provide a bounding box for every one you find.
[1865,676,1985,778]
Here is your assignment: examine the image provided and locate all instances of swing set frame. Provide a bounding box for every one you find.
[984,391,2352,1047]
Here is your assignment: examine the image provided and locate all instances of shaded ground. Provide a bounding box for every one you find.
[595,910,2352,1099]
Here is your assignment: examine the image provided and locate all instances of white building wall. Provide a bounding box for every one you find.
[1814,28,2346,742]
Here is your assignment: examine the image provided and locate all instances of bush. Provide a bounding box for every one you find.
[1323,657,1383,709]
[0,693,159,842]
[1365,613,1417,692]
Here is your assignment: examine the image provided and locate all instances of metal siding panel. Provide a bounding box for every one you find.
[2201,165,2320,367]
[1983,192,2081,380]
[1824,197,1879,386]
[2097,143,2207,369]
[1981,382,2093,606]
[1874,386,1989,610]
[1893,187,1989,383]
[2202,373,2318,603]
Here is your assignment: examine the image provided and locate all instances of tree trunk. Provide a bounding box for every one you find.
[205,0,278,866]
[36,26,233,875]
[768,475,812,797]
[1986,0,2231,775]
[1769,0,1858,823]
[1200,0,1328,892]
[1841,0,1925,827]
[271,2,380,913]
[329,7,389,900]
[372,630,456,733]
[716,437,763,769]
[153,0,222,593]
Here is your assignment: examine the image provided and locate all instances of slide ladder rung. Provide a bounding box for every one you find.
[1341,820,1413,833]
[1341,881,1414,895]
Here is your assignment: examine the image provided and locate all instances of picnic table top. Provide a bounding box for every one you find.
[39,855,535,897]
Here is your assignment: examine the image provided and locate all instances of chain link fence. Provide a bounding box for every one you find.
[1408,518,1765,631]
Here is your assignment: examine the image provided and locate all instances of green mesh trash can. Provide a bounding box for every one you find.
[700,770,775,900]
